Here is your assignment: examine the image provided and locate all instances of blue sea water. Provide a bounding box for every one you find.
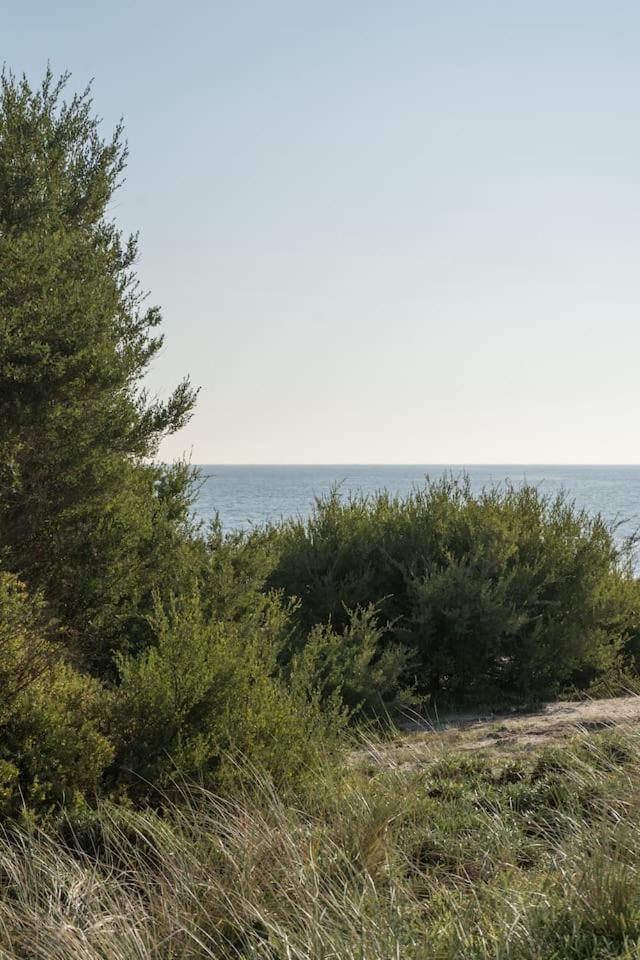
[194,465,640,544]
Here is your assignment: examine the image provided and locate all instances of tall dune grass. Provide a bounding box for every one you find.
[2,725,640,958]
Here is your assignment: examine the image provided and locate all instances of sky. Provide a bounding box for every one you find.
[5,1,640,463]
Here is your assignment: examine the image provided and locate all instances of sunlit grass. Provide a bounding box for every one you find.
[1,724,640,957]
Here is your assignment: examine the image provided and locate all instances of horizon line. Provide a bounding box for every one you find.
[177,462,640,468]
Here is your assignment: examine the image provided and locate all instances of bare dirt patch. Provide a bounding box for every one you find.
[356,695,640,771]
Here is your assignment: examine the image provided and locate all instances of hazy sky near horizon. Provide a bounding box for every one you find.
[6,1,640,463]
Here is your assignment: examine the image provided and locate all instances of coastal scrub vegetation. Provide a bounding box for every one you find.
[263,479,640,706]
[2,726,640,958]
[2,68,640,956]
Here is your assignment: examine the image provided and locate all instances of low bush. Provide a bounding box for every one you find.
[264,477,640,706]
[0,572,113,817]
[1,662,113,817]
[113,580,346,799]
[288,603,416,717]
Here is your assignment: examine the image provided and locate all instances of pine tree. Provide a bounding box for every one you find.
[0,69,199,671]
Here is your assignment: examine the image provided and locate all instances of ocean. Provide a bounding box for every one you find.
[193,465,640,544]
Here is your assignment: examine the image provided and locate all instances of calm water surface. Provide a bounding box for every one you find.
[194,465,640,544]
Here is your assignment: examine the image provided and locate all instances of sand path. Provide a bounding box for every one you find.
[357,694,640,770]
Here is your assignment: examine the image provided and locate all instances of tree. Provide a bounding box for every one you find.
[0,69,199,672]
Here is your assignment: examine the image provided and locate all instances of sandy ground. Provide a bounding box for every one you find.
[356,695,640,771]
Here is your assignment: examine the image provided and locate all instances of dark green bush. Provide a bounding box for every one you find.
[264,477,640,706]
[0,71,199,676]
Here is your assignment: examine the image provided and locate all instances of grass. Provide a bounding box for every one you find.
[3,726,640,958]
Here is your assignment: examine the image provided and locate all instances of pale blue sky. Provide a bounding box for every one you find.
[6,1,640,463]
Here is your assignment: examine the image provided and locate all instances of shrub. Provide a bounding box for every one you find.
[113,585,345,798]
[0,572,114,817]
[264,477,639,705]
[289,603,416,717]
[1,662,114,817]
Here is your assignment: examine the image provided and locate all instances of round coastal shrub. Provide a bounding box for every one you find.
[263,478,640,705]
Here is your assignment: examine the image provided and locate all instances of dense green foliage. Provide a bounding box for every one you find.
[0,572,112,815]
[0,70,346,813]
[264,480,640,705]
[113,575,345,798]
[0,68,199,670]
